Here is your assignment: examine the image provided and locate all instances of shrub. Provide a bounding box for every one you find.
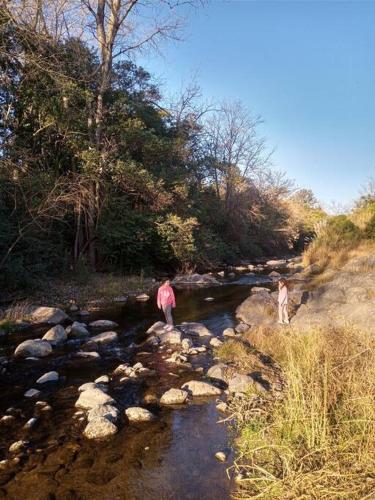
[364,213,375,239]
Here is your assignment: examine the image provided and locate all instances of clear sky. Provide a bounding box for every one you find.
[140,0,375,209]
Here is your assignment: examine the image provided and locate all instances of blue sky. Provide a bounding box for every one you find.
[141,0,375,209]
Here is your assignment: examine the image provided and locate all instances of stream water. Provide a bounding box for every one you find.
[0,272,276,500]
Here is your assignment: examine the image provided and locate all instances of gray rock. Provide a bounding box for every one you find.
[14,339,52,358]
[215,451,228,462]
[158,329,182,345]
[42,325,67,346]
[125,407,155,423]
[216,402,228,413]
[30,306,70,325]
[266,259,287,267]
[89,319,119,330]
[24,388,41,398]
[181,338,193,350]
[223,327,236,338]
[83,417,118,440]
[235,323,249,334]
[173,273,221,287]
[78,382,97,392]
[146,321,166,335]
[136,293,150,301]
[75,351,100,359]
[95,375,109,384]
[75,388,115,410]
[251,286,270,293]
[70,321,89,338]
[36,371,59,384]
[207,363,229,383]
[87,404,119,423]
[181,380,222,397]
[160,388,188,405]
[228,374,254,394]
[90,331,118,345]
[210,337,223,348]
[180,322,213,337]
[23,417,38,430]
[236,291,276,326]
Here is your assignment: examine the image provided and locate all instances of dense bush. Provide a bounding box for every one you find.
[364,213,375,239]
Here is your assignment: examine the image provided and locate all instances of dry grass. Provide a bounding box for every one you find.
[232,326,375,499]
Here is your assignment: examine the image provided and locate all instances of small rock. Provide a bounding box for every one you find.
[223,328,236,338]
[228,374,254,394]
[180,322,213,338]
[210,337,223,348]
[75,351,100,359]
[70,321,89,338]
[160,388,188,405]
[23,417,38,430]
[146,321,166,335]
[217,271,225,277]
[112,364,129,377]
[113,296,127,303]
[24,388,41,399]
[90,331,118,345]
[89,319,119,330]
[133,362,143,370]
[207,363,228,383]
[95,375,109,384]
[42,325,67,346]
[204,297,214,302]
[181,338,193,350]
[251,286,270,294]
[216,402,228,413]
[83,417,118,440]
[125,407,155,423]
[181,381,222,397]
[75,388,115,410]
[78,382,97,392]
[30,306,70,325]
[87,404,119,423]
[235,323,249,334]
[36,371,59,384]
[0,415,15,426]
[9,441,28,454]
[68,303,79,312]
[79,310,90,317]
[215,451,227,462]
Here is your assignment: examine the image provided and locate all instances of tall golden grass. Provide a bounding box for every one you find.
[232,326,375,499]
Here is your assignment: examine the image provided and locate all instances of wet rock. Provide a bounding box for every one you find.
[24,388,41,398]
[146,321,166,335]
[158,329,182,345]
[113,296,128,303]
[181,338,193,350]
[136,293,150,301]
[204,297,214,302]
[75,351,101,359]
[228,374,254,394]
[14,339,52,358]
[223,327,236,338]
[90,331,118,345]
[181,380,222,397]
[95,375,109,384]
[23,417,38,430]
[30,306,70,325]
[180,322,213,338]
[173,273,221,287]
[75,388,115,410]
[0,457,20,470]
[36,371,59,384]
[79,310,90,317]
[217,271,225,277]
[83,417,118,440]
[0,415,15,426]
[87,404,119,423]
[42,325,67,346]
[9,440,28,454]
[125,407,155,423]
[266,259,287,267]
[207,363,229,384]
[215,451,228,462]
[69,321,89,338]
[210,337,223,348]
[160,388,188,405]
[235,323,249,334]
[251,286,270,293]
[89,319,119,330]
[68,303,79,312]
[111,364,129,377]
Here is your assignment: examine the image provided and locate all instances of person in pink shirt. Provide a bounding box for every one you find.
[278,278,289,324]
[157,279,176,330]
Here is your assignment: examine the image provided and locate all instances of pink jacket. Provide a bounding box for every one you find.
[278,285,288,305]
[157,285,176,308]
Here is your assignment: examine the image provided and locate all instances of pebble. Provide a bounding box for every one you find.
[215,451,227,462]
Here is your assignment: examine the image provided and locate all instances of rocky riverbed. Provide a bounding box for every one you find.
[0,257,302,499]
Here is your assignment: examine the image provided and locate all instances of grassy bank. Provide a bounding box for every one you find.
[225,326,375,499]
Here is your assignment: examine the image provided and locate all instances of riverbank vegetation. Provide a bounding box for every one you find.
[228,325,375,499]
[0,2,324,297]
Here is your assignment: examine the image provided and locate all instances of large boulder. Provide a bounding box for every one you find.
[125,407,155,423]
[75,388,115,410]
[87,404,119,423]
[180,322,213,338]
[236,291,277,326]
[42,325,67,346]
[69,321,89,338]
[90,331,118,345]
[30,307,70,325]
[160,388,188,405]
[89,319,119,330]
[228,374,254,394]
[14,339,52,358]
[83,417,118,440]
[181,380,222,397]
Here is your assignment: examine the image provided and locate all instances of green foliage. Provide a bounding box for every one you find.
[364,213,375,239]
[325,215,361,243]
